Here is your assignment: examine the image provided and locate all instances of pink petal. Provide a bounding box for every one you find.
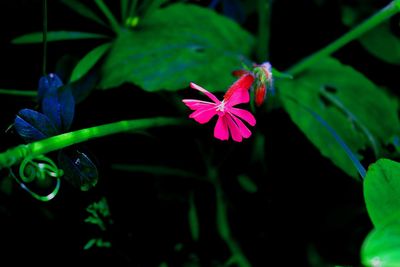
[225,90,250,107]
[223,73,254,106]
[189,106,217,124]
[214,116,229,141]
[230,114,252,138]
[225,115,243,142]
[190,82,220,104]
[230,107,256,126]
[183,99,215,111]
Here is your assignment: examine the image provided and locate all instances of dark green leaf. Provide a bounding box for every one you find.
[360,22,400,65]
[188,193,200,241]
[237,174,257,193]
[364,159,400,227]
[83,238,97,250]
[361,218,400,267]
[61,0,108,27]
[12,31,109,44]
[99,3,254,92]
[279,57,400,177]
[70,42,111,82]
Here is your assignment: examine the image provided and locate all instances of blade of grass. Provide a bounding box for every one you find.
[61,0,108,28]
[94,0,121,34]
[121,0,129,22]
[0,89,36,97]
[127,0,138,19]
[188,192,200,241]
[12,31,109,44]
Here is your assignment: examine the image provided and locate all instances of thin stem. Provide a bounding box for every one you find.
[121,0,129,22]
[0,89,36,97]
[128,0,138,19]
[42,0,47,75]
[94,0,121,34]
[288,1,400,76]
[207,166,252,267]
[257,0,270,62]
[0,117,183,169]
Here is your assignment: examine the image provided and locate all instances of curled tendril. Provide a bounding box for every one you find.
[10,155,63,201]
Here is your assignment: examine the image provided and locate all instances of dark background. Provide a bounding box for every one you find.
[0,0,397,266]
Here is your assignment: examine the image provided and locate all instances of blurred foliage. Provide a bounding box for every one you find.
[279,57,400,177]
[362,159,400,267]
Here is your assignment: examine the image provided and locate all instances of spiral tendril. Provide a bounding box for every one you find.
[10,155,63,201]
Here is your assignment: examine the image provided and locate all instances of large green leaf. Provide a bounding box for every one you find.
[279,57,400,177]
[359,22,400,65]
[99,3,254,92]
[12,31,109,44]
[361,218,400,267]
[364,159,400,227]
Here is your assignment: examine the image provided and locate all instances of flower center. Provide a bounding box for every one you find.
[216,100,226,115]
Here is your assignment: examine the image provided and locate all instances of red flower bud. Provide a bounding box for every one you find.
[255,84,266,107]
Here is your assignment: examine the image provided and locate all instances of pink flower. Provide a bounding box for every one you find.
[182,74,256,142]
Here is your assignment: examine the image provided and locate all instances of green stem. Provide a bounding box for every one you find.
[0,89,36,97]
[94,0,121,34]
[121,0,129,22]
[288,1,400,76]
[207,166,252,267]
[42,0,47,75]
[0,117,183,169]
[127,0,138,19]
[257,0,270,62]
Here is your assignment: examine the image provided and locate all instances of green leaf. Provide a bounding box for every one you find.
[188,193,200,241]
[359,22,400,65]
[70,42,112,82]
[12,31,109,44]
[60,0,108,27]
[364,159,400,227]
[83,238,97,250]
[237,174,258,193]
[279,57,400,177]
[99,3,254,92]
[361,218,400,267]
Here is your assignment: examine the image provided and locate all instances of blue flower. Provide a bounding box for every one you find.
[14,73,98,191]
